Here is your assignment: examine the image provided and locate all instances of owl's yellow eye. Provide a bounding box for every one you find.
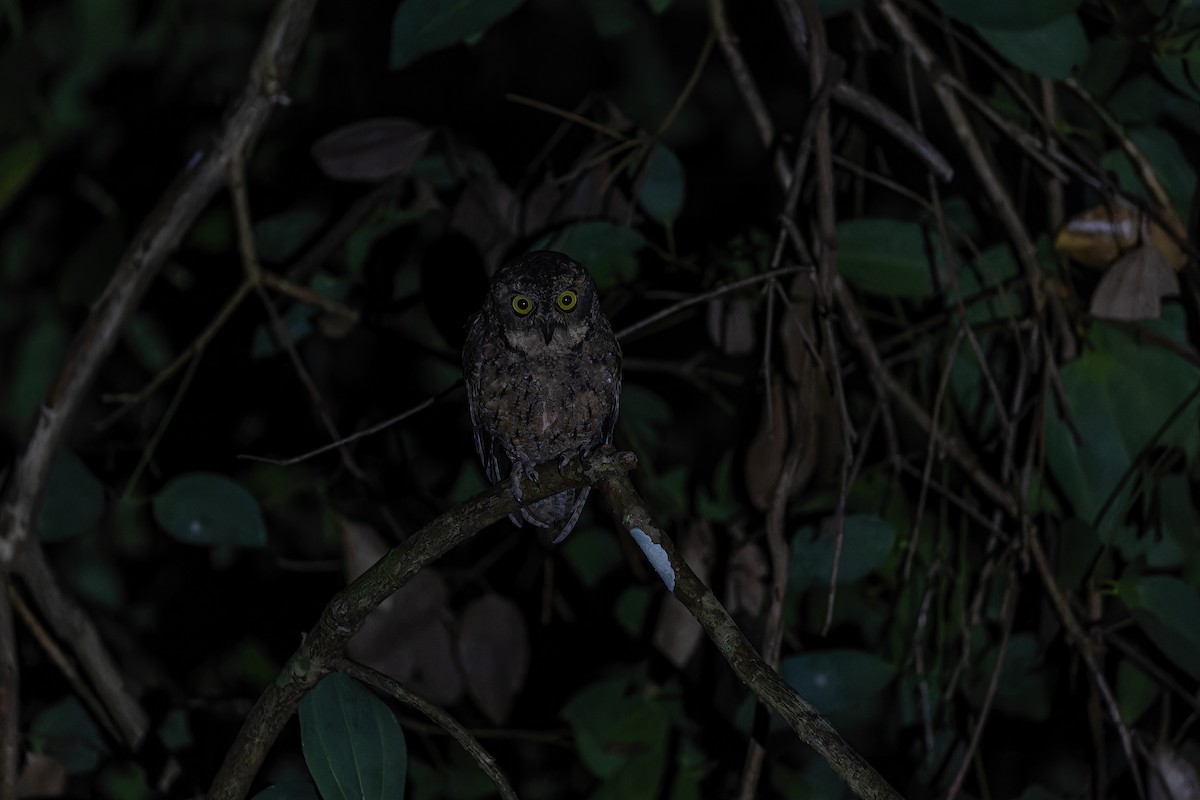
[511,295,533,316]
[556,290,578,312]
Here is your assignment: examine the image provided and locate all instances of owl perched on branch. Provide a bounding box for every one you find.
[463,251,622,543]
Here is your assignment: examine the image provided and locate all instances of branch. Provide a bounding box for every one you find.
[207,450,637,800]
[0,0,320,761]
[595,472,903,800]
[339,660,519,800]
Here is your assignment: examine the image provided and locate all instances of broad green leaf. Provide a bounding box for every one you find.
[1044,317,1200,535]
[29,696,109,774]
[1078,36,1133,98]
[1100,127,1196,221]
[300,673,407,800]
[250,785,319,800]
[615,585,651,635]
[977,14,1089,79]
[619,383,671,453]
[836,219,935,298]
[646,0,672,13]
[0,137,41,209]
[965,633,1051,721]
[97,762,149,800]
[251,304,315,359]
[1115,575,1200,681]
[254,208,326,264]
[935,0,1083,30]
[152,472,268,547]
[38,450,105,542]
[544,221,645,289]
[561,668,672,796]
[637,145,685,226]
[780,650,895,713]
[562,527,622,589]
[1155,33,1200,102]
[5,311,67,430]
[1116,659,1158,725]
[585,0,635,38]
[790,514,896,592]
[390,0,525,70]
[123,313,173,374]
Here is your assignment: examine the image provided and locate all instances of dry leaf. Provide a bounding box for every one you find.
[311,118,434,183]
[450,173,520,268]
[15,753,66,798]
[745,374,790,510]
[1089,243,1179,321]
[706,296,756,356]
[725,541,768,617]
[341,517,464,705]
[652,520,713,668]
[456,593,530,724]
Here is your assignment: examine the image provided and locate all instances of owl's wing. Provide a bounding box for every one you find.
[463,313,511,487]
[601,341,623,446]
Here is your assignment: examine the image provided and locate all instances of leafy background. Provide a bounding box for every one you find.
[3,0,1200,798]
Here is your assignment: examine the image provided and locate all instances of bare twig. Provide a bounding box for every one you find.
[0,0,319,765]
[208,452,637,800]
[615,267,811,341]
[597,470,903,800]
[339,659,520,800]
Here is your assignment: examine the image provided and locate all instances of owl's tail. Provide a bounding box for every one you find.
[510,486,590,544]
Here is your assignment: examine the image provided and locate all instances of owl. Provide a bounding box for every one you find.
[463,250,622,543]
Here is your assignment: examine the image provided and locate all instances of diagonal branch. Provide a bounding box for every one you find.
[0,0,320,759]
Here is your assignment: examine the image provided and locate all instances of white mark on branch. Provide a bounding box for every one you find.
[629,527,674,592]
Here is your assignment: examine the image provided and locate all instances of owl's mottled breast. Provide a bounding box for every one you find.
[462,250,622,542]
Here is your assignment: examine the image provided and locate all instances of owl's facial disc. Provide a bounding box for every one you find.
[538,315,561,345]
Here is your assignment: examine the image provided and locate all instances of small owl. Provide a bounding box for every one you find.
[463,250,622,543]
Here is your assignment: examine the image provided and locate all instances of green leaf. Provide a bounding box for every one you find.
[1100,127,1196,221]
[30,696,109,774]
[1116,659,1159,725]
[934,0,1083,30]
[123,313,173,374]
[780,650,895,714]
[1155,33,1200,102]
[251,304,315,359]
[98,762,149,800]
[0,136,42,210]
[790,514,897,592]
[976,13,1089,79]
[966,633,1051,721]
[152,472,268,548]
[544,221,645,289]
[836,219,935,298]
[300,673,407,800]
[1115,575,1200,681]
[1077,36,1133,98]
[254,208,326,264]
[585,0,635,38]
[5,311,68,430]
[560,667,671,796]
[562,527,622,589]
[390,0,526,70]
[636,145,685,226]
[614,585,651,636]
[619,383,671,453]
[1044,319,1200,535]
[38,450,105,542]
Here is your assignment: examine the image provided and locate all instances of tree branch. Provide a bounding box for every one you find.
[595,472,903,800]
[0,0,320,764]
[207,451,637,800]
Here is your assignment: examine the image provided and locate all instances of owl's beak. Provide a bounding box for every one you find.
[539,317,561,345]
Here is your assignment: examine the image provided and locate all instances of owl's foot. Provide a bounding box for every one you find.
[510,463,540,506]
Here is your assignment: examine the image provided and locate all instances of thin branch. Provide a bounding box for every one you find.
[946,560,1018,799]
[596,470,903,800]
[339,659,519,800]
[0,0,320,760]
[208,451,638,800]
[238,383,460,465]
[615,267,811,341]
